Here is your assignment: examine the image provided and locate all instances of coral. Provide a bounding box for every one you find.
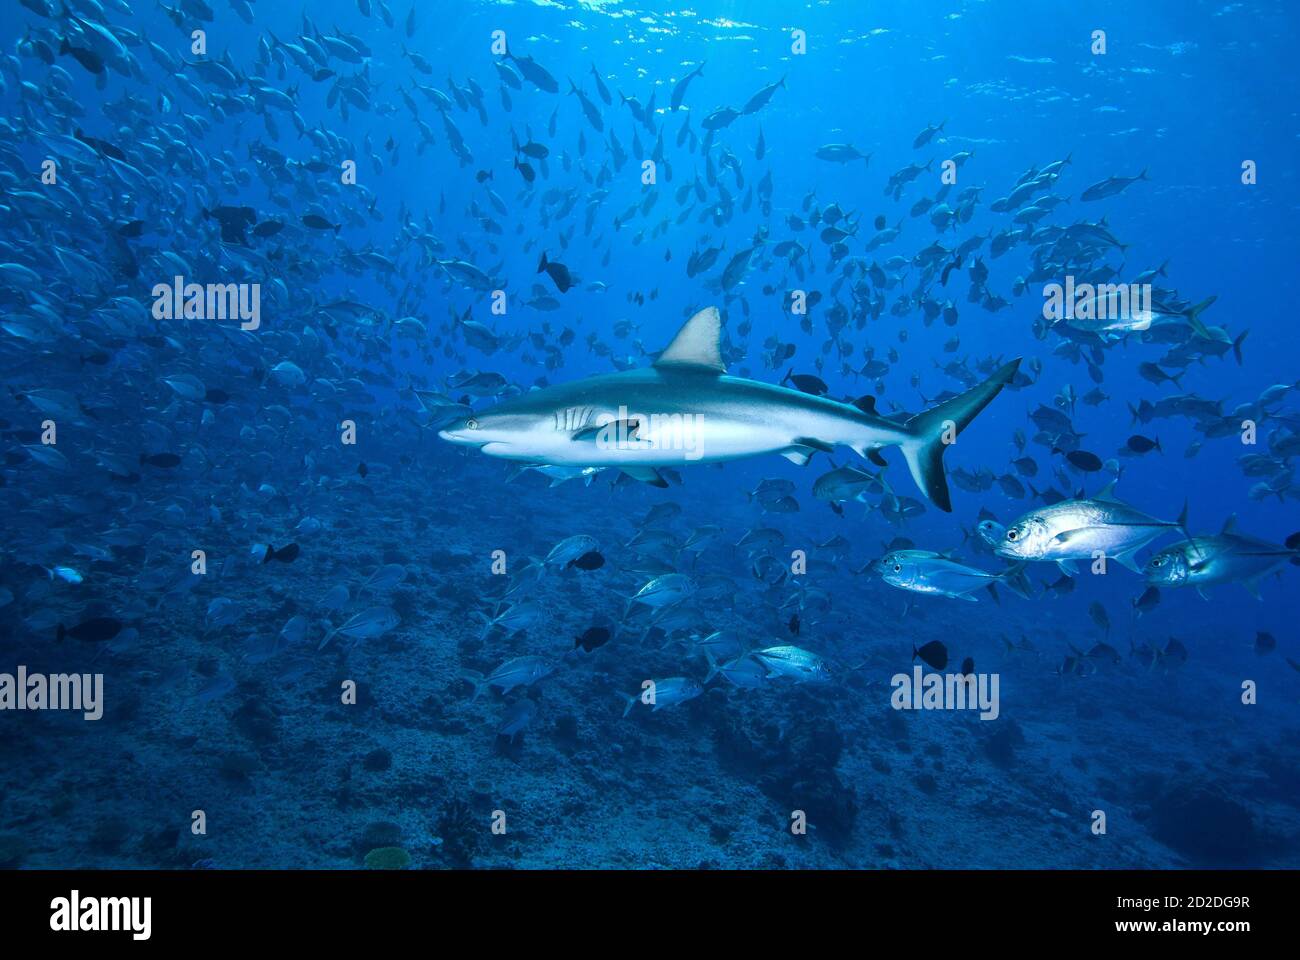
[434,797,481,868]
[363,846,411,870]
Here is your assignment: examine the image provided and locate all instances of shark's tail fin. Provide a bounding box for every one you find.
[898,358,1020,511]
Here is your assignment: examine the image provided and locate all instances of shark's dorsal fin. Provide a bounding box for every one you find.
[1220,514,1237,535]
[654,306,725,372]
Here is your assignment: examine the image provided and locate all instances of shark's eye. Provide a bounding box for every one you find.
[466,418,479,430]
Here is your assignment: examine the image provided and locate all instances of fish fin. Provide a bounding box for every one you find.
[620,466,668,488]
[781,446,816,466]
[1183,295,1218,340]
[1056,559,1078,576]
[867,449,889,467]
[573,419,639,442]
[617,691,638,718]
[1242,578,1264,601]
[1220,514,1237,536]
[793,436,835,454]
[852,394,878,415]
[898,358,1020,512]
[1112,546,1144,573]
[702,651,720,685]
[1195,586,1212,601]
[653,306,725,372]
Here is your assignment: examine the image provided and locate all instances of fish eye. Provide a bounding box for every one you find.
[466,418,479,430]
[1006,529,1018,541]
[893,564,901,572]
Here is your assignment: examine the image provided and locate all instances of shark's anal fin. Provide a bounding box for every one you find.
[653,306,726,372]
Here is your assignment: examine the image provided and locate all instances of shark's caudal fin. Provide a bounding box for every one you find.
[899,358,1021,512]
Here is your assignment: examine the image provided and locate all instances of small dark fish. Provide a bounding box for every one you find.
[357,462,369,478]
[301,214,340,233]
[1126,435,1161,454]
[475,169,493,183]
[117,220,145,237]
[913,640,948,670]
[1254,631,1275,656]
[57,617,123,644]
[960,656,974,676]
[788,613,800,636]
[569,550,605,571]
[513,156,535,183]
[205,388,230,404]
[252,220,284,237]
[874,214,887,231]
[1132,585,1160,618]
[1162,637,1188,667]
[537,252,572,293]
[1046,573,1075,596]
[1088,601,1110,633]
[1065,450,1103,472]
[61,40,105,76]
[263,543,300,564]
[781,369,828,396]
[574,626,611,652]
[139,452,182,468]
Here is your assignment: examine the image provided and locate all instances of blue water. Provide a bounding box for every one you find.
[0,0,1296,869]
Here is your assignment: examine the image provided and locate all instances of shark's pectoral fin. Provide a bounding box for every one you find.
[866,449,889,468]
[573,419,639,442]
[620,466,668,488]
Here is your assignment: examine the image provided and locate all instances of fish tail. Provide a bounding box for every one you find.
[1183,295,1217,338]
[617,690,638,718]
[895,358,1021,512]
[702,651,720,685]
[1232,329,1248,365]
